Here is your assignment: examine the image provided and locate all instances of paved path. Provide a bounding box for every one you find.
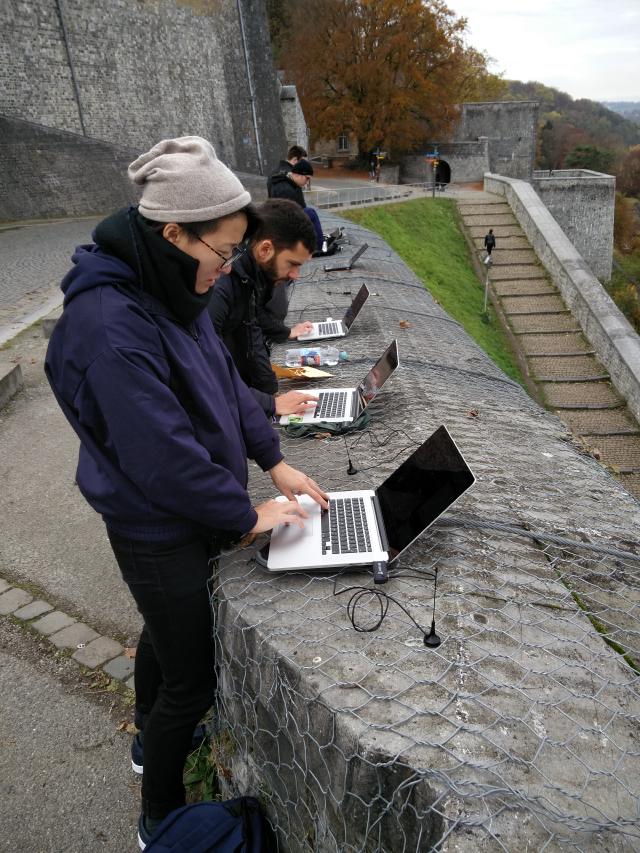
[0,217,100,341]
[457,191,640,499]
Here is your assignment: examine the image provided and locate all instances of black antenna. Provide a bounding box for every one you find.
[344,437,358,475]
[424,566,441,648]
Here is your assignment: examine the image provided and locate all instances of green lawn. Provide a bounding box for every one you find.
[341,198,525,385]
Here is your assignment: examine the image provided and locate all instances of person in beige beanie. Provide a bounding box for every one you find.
[45,136,327,848]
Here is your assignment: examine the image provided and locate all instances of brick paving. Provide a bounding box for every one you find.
[1,577,133,687]
[458,191,640,500]
[0,217,100,328]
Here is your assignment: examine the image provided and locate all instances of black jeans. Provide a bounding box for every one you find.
[107,530,217,819]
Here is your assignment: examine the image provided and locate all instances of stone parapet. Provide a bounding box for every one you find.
[531,169,615,281]
[485,173,640,424]
[212,213,640,851]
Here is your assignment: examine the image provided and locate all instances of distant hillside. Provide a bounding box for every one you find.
[505,81,640,170]
[603,102,640,124]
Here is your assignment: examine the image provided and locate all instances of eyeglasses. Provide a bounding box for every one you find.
[196,236,245,268]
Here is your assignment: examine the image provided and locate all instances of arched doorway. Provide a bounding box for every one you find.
[435,159,451,188]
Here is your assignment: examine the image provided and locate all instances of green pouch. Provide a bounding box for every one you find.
[284,409,371,437]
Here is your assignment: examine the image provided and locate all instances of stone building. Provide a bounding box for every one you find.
[401,101,539,185]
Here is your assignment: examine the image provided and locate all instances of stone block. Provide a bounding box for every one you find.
[125,676,135,691]
[13,600,54,620]
[31,610,76,635]
[0,364,24,410]
[0,587,33,614]
[49,622,100,650]
[102,655,135,681]
[0,579,11,594]
[73,637,123,669]
[41,316,60,338]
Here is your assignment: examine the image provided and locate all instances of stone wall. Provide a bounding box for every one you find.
[531,169,615,281]
[401,140,489,184]
[459,101,538,179]
[0,116,139,220]
[279,84,309,156]
[0,117,270,222]
[0,0,286,217]
[485,173,640,423]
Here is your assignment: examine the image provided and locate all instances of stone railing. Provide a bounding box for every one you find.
[304,183,415,209]
[484,173,640,423]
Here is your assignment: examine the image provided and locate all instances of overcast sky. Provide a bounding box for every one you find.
[450,0,640,102]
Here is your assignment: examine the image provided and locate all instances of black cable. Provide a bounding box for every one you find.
[332,578,432,636]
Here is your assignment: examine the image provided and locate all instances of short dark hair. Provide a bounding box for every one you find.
[291,159,313,176]
[287,145,308,161]
[251,199,316,255]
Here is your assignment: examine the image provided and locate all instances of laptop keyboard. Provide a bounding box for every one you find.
[321,497,372,555]
[315,391,348,420]
[317,321,340,337]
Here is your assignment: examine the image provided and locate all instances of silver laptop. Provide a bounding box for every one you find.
[297,283,369,341]
[324,243,368,272]
[265,425,476,572]
[279,339,399,426]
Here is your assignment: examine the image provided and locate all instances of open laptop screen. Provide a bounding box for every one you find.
[346,243,368,268]
[342,284,370,331]
[358,339,399,405]
[376,425,475,562]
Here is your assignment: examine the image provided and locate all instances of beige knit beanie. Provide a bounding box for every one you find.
[128,136,251,222]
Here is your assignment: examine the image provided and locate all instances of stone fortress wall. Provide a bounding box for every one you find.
[532,169,616,281]
[458,101,539,179]
[400,101,538,186]
[401,139,490,184]
[0,0,286,220]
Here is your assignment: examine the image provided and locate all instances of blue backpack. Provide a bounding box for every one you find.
[144,797,276,853]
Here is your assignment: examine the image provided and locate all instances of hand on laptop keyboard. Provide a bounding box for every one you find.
[251,498,309,534]
[274,390,319,416]
[268,460,329,509]
[289,321,314,338]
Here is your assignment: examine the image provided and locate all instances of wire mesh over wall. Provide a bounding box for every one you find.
[211,214,640,851]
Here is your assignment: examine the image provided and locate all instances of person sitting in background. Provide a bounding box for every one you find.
[208,198,318,419]
[269,144,308,182]
[267,159,324,251]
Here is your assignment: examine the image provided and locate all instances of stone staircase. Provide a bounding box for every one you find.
[458,192,640,500]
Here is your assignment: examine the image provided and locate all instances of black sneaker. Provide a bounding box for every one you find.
[137,813,164,850]
[131,722,209,775]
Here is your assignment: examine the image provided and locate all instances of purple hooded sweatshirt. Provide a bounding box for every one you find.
[45,244,283,542]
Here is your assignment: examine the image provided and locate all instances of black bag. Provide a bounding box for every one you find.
[144,796,276,852]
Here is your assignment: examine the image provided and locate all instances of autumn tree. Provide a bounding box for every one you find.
[619,145,640,197]
[277,0,503,157]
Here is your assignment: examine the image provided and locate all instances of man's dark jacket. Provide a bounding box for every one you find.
[208,252,295,415]
[45,242,282,543]
[267,172,306,209]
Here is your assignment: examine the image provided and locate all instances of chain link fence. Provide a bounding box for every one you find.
[210,215,640,851]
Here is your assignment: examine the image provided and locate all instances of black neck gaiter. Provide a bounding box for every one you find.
[93,207,212,327]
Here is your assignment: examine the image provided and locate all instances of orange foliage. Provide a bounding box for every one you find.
[281,0,504,156]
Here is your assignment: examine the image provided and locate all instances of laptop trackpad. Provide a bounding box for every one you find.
[273,514,315,545]
[272,496,317,544]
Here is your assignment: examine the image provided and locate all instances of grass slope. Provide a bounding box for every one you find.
[342,198,524,385]
[610,250,640,334]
